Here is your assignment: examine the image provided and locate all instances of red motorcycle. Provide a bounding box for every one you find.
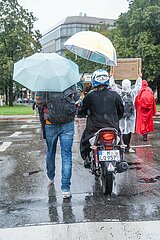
[89,127,128,196]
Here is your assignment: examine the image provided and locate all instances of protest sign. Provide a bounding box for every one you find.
[111,58,142,80]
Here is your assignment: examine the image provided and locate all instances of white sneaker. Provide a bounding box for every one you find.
[62,191,71,199]
[129,148,135,153]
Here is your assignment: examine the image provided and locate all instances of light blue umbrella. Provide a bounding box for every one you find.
[13,53,80,92]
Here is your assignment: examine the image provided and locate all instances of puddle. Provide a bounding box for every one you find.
[138,177,158,183]
[155,175,160,180]
[127,162,142,170]
[127,162,141,166]
[129,166,142,170]
[23,169,43,176]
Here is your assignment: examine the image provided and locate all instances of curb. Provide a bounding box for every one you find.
[0,112,160,121]
[0,115,39,121]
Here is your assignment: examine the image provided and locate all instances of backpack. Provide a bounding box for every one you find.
[46,85,77,124]
[121,91,134,118]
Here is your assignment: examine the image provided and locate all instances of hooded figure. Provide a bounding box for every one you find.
[122,79,131,91]
[135,80,156,141]
[110,75,142,152]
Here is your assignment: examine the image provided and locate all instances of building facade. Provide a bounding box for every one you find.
[40,15,115,55]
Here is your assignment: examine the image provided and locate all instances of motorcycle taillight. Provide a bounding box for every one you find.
[101,132,115,143]
[105,146,113,150]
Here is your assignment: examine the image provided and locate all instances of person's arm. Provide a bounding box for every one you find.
[110,75,122,95]
[32,102,36,110]
[71,82,84,102]
[77,94,89,118]
[153,99,157,115]
[132,69,142,96]
[132,76,142,96]
[38,106,46,139]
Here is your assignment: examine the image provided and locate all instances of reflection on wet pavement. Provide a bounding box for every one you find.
[48,184,58,223]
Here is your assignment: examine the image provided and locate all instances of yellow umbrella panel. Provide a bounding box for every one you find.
[64,31,117,66]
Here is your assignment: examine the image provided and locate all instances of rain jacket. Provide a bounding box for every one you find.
[135,80,156,135]
[110,76,142,134]
[78,85,124,159]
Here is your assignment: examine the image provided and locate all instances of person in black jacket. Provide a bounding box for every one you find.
[78,69,124,168]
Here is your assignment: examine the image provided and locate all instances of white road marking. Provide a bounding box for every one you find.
[131,144,151,148]
[26,120,33,123]
[0,142,12,152]
[9,131,22,137]
[20,125,28,129]
[154,121,160,124]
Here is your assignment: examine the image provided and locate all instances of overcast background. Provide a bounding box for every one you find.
[18,0,129,33]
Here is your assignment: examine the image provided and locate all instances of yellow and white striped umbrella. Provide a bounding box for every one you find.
[64,31,117,66]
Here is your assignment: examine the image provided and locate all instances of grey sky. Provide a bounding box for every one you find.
[18,0,129,33]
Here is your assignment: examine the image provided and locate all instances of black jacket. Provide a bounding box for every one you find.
[78,85,124,159]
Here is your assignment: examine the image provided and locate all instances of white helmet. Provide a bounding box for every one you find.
[91,69,109,87]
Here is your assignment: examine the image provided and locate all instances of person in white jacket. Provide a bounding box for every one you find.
[110,73,142,152]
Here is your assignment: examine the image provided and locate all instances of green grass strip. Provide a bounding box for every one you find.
[0,104,35,115]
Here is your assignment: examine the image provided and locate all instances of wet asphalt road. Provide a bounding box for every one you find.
[0,115,160,228]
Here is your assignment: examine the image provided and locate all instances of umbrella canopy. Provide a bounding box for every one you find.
[13,52,80,92]
[64,31,117,66]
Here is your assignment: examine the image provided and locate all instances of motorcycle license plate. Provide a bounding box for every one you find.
[98,150,120,162]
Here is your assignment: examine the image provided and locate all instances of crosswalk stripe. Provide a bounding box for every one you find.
[9,131,22,137]
[26,120,33,123]
[20,125,28,129]
[0,142,12,152]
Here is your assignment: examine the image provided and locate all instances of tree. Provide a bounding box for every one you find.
[65,0,160,101]
[111,0,160,81]
[0,0,42,106]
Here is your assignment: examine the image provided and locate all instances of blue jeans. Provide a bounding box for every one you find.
[45,121,74,192]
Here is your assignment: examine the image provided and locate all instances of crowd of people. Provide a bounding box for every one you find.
[34,69,157,199]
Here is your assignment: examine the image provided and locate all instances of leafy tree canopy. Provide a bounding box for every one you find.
[0,0,42,104]
[112,0,160,81]
[0,0,42,61]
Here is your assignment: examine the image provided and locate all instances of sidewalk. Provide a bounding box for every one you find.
[0,221,160,240]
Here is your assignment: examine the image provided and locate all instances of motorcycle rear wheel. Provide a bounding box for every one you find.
[101,166,113,195]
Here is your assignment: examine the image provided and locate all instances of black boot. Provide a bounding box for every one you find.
[143,134,147,141]
[125,147,130,153]
[123,133,131,153]
[84,156,91,168]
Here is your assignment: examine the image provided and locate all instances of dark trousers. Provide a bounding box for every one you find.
[122,132,131,150]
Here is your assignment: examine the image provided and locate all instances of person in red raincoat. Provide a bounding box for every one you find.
[135,80,156,141]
